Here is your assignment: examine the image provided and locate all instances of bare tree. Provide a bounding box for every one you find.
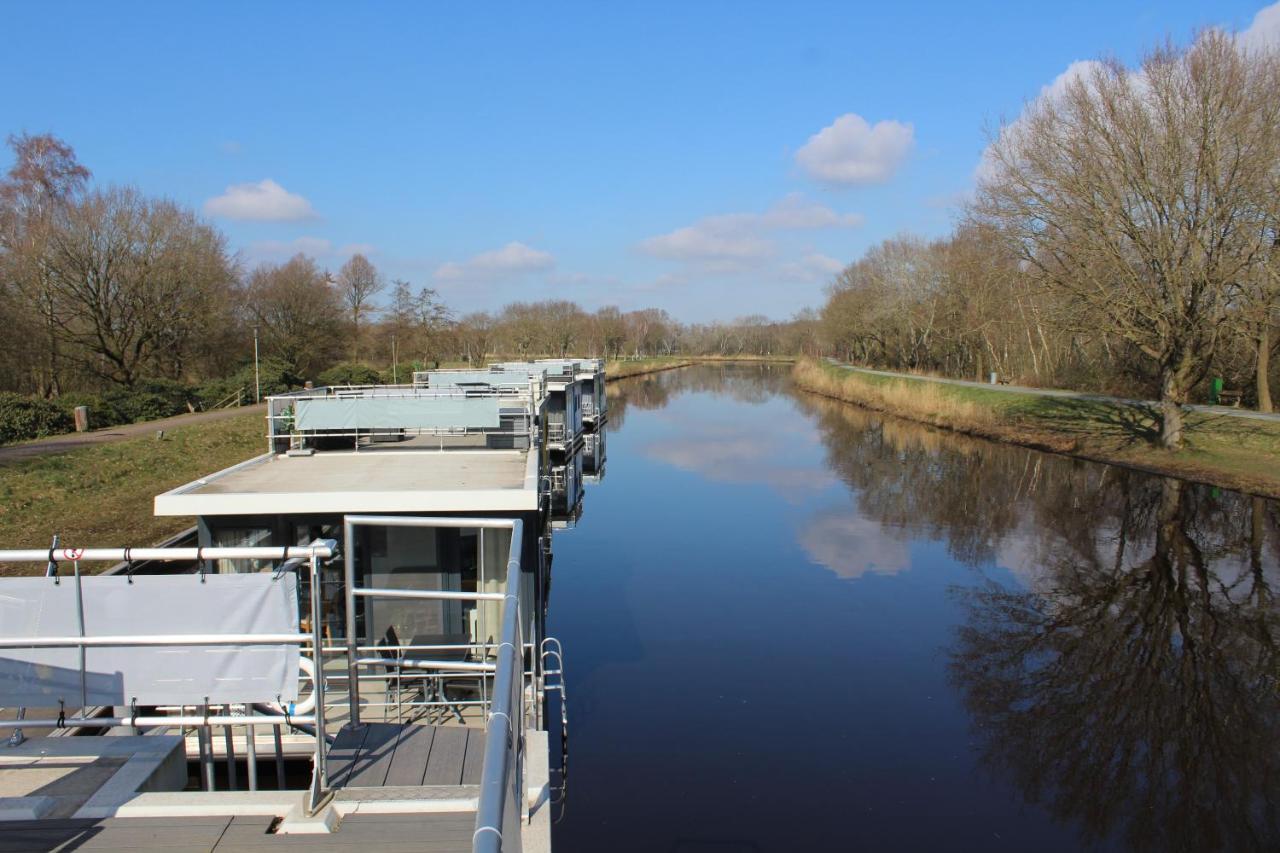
[974,34,1280,447]
[41,187,235,387]
[0,133,90,395]
[457,311,494,365]
[593,306,626,359]
[245,254,344,377]
[336,253,383,359]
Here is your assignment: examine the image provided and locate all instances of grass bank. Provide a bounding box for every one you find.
[0,410,265,574]
[793,359,1280,498]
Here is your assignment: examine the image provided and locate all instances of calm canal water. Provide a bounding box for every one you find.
[547,363,1280,852]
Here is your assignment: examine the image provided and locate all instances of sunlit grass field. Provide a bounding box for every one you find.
[0,411,265,573]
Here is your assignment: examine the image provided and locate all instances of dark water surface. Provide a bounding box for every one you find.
[547,364,1280,853]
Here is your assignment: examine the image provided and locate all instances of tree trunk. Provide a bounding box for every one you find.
[1159,366,1189,450]
[1257,325,1272,413]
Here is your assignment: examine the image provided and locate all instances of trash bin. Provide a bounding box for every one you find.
[1210,377,1224,405]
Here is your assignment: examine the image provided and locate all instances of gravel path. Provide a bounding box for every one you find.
[0,404,266,463]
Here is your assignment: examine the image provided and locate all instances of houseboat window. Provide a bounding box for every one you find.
[212,526,273,573]
[362,526,461,648]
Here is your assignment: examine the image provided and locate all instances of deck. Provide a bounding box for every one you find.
[0,813,475,852]
[327,722,487,788]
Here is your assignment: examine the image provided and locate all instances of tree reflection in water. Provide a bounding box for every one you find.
[794,392,1280,850]
[949,477,1280,851]
[607,361,789,430]
[593,367,1280,849]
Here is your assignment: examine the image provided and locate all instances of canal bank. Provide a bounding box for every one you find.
[604,356,795,383]
[792,358,1280,499]
[549,362,1279,852]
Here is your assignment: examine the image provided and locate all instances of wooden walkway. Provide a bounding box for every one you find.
[0,813,474,852]
[327,722,487,788]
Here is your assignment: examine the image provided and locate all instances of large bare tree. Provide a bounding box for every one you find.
[974,33,1280,447]
[41,187,234,387]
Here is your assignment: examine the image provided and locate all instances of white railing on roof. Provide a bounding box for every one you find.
[266,383,541,451]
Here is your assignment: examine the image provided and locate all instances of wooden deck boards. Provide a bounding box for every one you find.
[327,722,486,789]
[0,813,475,852]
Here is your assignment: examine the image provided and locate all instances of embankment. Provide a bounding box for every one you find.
[605,355,794,382]
[791,359,1280,498]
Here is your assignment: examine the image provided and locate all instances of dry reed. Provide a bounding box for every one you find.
[791,360,994,429]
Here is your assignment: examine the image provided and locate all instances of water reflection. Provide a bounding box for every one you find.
[554,365,1280,852]
[796,508,911,579]
[951,477,1280,853]
[795,387,1280,850]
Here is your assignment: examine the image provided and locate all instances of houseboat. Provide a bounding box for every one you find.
[0,364,603,851]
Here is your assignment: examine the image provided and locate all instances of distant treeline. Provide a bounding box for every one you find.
[816,32,1280,447]
[0,133,817,428]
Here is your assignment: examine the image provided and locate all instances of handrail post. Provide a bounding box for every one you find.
[307,549,331,815]
[342,517,361,728]
[310,551,328,787]
[72,560,88,712]
[473,519,524,853]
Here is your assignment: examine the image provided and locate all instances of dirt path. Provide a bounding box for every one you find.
[0,404,266,463]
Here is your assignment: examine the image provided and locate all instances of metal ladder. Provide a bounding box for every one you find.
[540,636,569,822]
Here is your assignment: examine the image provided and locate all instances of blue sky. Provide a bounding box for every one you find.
[3,1,1277,321]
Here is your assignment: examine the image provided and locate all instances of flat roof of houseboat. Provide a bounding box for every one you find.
[155,447,540,516]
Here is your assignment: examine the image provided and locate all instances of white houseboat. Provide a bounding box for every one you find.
[0,366,602,852]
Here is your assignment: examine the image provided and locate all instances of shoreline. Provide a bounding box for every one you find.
[792,360,1280,499]
[604,356,794,383]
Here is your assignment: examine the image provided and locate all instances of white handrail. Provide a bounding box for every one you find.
[0,545,333,563]
[0,633,308,649]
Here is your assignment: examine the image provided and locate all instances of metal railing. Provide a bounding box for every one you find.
[0,542,335,806]
[266,383,542,452]
[338,516,529,852]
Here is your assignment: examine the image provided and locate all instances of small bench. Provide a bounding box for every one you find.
[1218,389,1243,407]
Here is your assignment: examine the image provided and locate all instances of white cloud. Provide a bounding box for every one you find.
[204,179,318,221]
[639,194,862,265]
[1239,2,1280,51]
[758,193,865,229]
[780,253,845,282]
[640,222,772,263]
[434,242,556,283]
[974,59,1103,184]
[795,113,915,186]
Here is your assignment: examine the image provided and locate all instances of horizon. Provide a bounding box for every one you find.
[3,1,1278,323]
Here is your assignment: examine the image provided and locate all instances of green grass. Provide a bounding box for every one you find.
[799,359,1280,496]
[0,411,266,573]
